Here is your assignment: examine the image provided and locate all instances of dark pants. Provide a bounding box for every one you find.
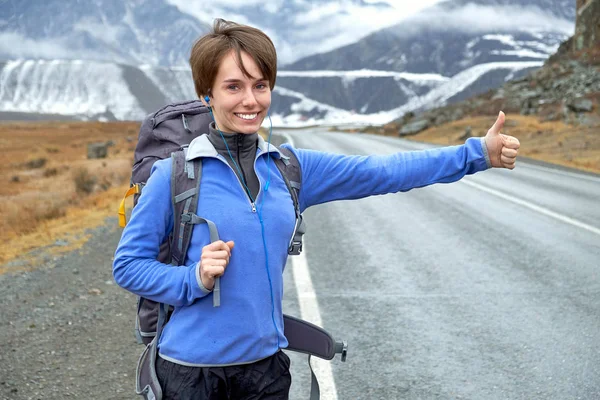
[156,351,292,400]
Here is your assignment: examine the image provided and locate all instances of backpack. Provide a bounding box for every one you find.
[118,100,347,400]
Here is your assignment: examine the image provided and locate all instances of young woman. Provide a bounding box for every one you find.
[113,19,520,400]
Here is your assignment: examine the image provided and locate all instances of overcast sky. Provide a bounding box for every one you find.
[0,0,575,66]
[166,0,447,63]
[166,0,574,64]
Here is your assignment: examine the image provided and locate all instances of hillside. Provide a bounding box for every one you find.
[366,0,599,173]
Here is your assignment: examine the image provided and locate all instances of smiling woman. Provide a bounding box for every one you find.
[201,50,271,133]
[113,17,521,400]
[189,19,277,134]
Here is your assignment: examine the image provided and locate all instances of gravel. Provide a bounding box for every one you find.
[0,219,141,400]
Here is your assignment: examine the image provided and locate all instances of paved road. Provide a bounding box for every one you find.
[282,128,600,400]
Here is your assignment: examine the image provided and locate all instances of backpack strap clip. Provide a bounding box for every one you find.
[180,213,193,224]
[288,212,306,256]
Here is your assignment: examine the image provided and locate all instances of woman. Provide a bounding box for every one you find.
[113,19,520,399]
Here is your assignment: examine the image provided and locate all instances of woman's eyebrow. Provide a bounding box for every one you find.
[221,77,266,83]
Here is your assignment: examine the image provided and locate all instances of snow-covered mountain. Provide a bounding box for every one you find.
[0,0,442,66]
[0,0,210,66]
[276,0,574,122]
[165,0,442,64]
[0,59,545,126]
[0,0,576,125]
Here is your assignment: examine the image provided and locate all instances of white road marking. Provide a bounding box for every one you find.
[519,163,600,183]
[281,132,339,400]
[462,179,600,236]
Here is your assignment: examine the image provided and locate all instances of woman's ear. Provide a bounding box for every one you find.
[201,95,211,107]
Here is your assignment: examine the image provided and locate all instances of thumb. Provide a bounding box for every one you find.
[226,241,235,250]
[488,111,505,136]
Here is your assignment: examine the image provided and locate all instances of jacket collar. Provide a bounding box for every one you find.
[185,132,285,161]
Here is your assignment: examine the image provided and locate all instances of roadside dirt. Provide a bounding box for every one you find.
[0,220,139,400]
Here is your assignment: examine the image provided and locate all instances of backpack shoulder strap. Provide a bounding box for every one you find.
[273,146,306,255]
[168,148,222,307]
[275,146,301,190]
[169,148,202,267]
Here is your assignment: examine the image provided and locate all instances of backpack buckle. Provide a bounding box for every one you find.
[288,241,302,255]
[180,213,192,223]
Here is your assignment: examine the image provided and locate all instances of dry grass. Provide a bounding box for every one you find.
[406,115,600,174]
[0,121,139,269]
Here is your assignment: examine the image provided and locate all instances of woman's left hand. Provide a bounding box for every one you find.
[484,111,521,169]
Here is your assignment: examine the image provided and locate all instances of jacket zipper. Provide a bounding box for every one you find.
[235,135,256,212]
[208,146,274,214]
[237,135,251,197]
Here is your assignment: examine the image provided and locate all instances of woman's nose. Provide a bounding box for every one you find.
[241,90,258,107]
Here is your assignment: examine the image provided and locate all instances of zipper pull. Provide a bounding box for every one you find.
[251,203,257,213]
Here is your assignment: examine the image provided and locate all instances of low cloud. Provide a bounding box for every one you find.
[165,0,443,63]
[0,33,74,59]
[400,4,574,35]
[0,32,125,64]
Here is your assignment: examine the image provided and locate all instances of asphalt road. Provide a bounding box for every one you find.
[281,128,600,400]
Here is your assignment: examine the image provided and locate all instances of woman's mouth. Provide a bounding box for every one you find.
[235,112,259,121]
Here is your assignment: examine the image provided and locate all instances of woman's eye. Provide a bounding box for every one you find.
[256,83,267,90]
[227,85,239,90]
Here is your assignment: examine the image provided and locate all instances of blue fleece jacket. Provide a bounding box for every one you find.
[113,134,491,366]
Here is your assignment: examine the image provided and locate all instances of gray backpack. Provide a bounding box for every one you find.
[118,100,347,400]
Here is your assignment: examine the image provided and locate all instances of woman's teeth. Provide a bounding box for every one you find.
[235,113,257,120]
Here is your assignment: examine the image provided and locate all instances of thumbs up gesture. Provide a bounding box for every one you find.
[484,111,520,169]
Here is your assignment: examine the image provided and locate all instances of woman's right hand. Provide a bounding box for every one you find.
[199,240,235,290]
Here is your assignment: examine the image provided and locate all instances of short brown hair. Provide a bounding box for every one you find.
[189,19,277,99]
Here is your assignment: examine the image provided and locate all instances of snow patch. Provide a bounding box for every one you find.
[278,69,449,84]
[0,59,144,120]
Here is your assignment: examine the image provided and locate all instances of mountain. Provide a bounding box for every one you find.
[164,0,430,64]
[0,0,438,66]
[0,0,578,125]
[0,0,210,66]
[274,0,574,121]
[0,58,545,126]
[380,0,599,136]
[285,0,574,72]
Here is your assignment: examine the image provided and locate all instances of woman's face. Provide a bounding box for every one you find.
[207,50,271,134]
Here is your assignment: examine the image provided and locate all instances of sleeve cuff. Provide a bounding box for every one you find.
[480,137,492,168]
[195,263,212,295]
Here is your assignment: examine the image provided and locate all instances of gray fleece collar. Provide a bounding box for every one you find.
[186,132,284,161]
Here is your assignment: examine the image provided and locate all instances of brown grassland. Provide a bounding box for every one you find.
[379,115,600,173]
[0,117,598,273]
[0,121,139,272]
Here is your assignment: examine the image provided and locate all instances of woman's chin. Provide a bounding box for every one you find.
[236,120,264,134]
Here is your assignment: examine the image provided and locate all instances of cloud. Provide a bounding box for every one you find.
[401,4,575,35]
[284,3,434,59]
[0,32,74,59]
[165,0,255,25]
[0,32,127,64]
[164,0,445,63]
[164,0,574,64]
